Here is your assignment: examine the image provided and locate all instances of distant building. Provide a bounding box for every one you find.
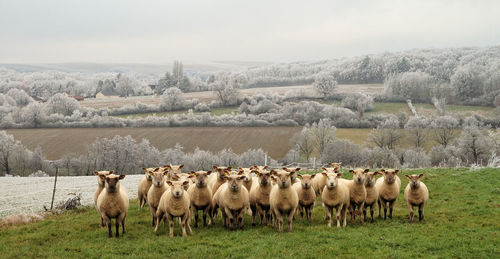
[95,89,120,99]
[69,95,85,101]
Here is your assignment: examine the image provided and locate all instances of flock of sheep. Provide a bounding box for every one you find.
[93,163,429,238]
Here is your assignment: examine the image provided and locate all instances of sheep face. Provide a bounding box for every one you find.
[349,169,369,184]
[321,167,340,175]
[191,171,212,187]
[381,169,400,184]
[141,168,155,181]
[151,168,168,187]
[283,167,301,182]
[328,162,342,169]
[167,180,189,198]
[213,166,232,180]
[164,164,184,179]
[224,174,245,192]
[252,165,269,173]
[365,171,380,187]
[256,169,271,186]
[297,174,315,189]
[94,170,113,186]
[100,174,125,193]
[272,170,294,188]
[323,172,342,189]
[405,174,423,189]
[238,168,253,182]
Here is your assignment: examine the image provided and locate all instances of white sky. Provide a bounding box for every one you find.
[0,0,499,63]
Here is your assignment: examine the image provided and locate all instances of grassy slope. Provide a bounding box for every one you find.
[0,168,498,258]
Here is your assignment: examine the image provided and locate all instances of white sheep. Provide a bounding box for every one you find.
[249,167,273,225]
[147,167,169,227]
[138,168,155,209]
[270,169,299,233]
[321,171,350,228]
[93,170,113,227]
[375,169,401,220]
[404,174,429,223]
[363,171,380,223]
[96,174,129,237]
[292,174,316,223]
[187,170,213,227]
[155,180,192,237]
[212,173,249,230]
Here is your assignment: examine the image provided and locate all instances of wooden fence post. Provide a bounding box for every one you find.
[50,167,58,210]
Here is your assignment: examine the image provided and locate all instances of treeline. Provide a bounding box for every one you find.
[0,132,276,176]
[287,119,500,168]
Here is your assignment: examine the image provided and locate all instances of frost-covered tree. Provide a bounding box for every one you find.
[451,65,483,103]
[313,73,337,98]
[456,127,493,165]
[368,117,403,149]
[310,119,336,155]
[321,139,362,166]
[21,102,45,128]
[430,116,459,147]
[404,116,429,148]
[7,88,32,107]
[294,127,315,162]
[44,93,79,116]
[116,75,139,97]
[383,72,437,102]
[160,87,185,111]
[402,148,431,168]
[0,131,20,175]
[341,93,374,117]
[211,73,240,106]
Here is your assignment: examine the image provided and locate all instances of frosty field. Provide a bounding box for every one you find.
[0,175,142,218]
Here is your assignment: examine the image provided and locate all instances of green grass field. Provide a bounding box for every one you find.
[1,168,498,258]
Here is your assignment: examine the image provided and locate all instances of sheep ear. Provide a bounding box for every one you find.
[337,172,343,178]
[282,167,288,171]
[206,171,212,175]
[297,174,303,179]
[93,170,99,176]
[148,172,153,176]
[213,166,218,170]
[363,169,370,173]
[99,175,106,181]
[163,165,171,168]
[163,170,169,176]
[349,169,354,173]
[154,167,160,172]
[142,168,147,172]
[182,181,189,186]
[237,175,245,180]
[166,181,173,186]
[310,174,316,178]
[334,167,340,171]
[179,164,184,169]
[263,165,268,169]
[321,167,327,171]
[118,175,125,180]
[227,167,232,171]
[373,172,380,176]
[322,172,327,177]
[270,170,277,176]
[418,174,424,179]
[380,169,385,173]
[394,170,400,174]
[405,175,410,179]
[224,171,229,177]
[188,174,195,179]
[172,174,180,180]
[295,168,301,172]
[109,170,114,174]
[237,169,244,175]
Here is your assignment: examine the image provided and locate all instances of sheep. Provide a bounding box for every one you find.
[292,174,316,223]
[187,170,213,227]
[138,168,155,210]
[312,166,339,196]
[212,173,249,230]
[147,167,169,227]
[172,172,195,190]
[321,171,350,228]
[208,166,232,195]
[270,169,299,233]
[96,174,129,237]
[164,164,184,180]
[249,167,273,226]
[363,171,380,223]
[155,180,192,237]
[375,169,401,220]
[283,167,301,185]
[345,168,369,224]
[238,167,255,192]
[404,174,429,223]
[93,170,113,227]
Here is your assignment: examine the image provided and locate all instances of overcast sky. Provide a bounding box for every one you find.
[0,0,499,64]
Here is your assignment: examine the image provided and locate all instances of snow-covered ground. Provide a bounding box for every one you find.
[0,175,143,218]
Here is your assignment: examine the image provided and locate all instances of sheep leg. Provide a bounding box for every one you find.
[418,205,424,221]
[107,221,113,238]
[100,216,105,228]
[120,214,126,234]
[203,206,210,226]
[167,214,174,237]
[363,206,367,222]
[335,205,342,228]
[407,201,414,223]
[181,216,187,237]
[349,203,356,223]
[251,204,257,226]
[370,204,375,223]
[115,218,120,237]
[256,204,265,225]
[138,195,143,210]
[359,202,365,224]
[341,205,348,227]
[306,206,313,223]
[325,205,332,227]
[238,209,245,229]
[154,211,163,232]
[287,208,295,232]
[377,198,382,218]
[193,208,199,228]
[275,210,284,233]
[388,200,395,219]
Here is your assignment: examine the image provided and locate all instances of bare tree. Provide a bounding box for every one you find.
[430,116,459,147]
[294,127,315,162]
[404,116,428,148]
[369,117,404,149]
[310,119,336,155]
